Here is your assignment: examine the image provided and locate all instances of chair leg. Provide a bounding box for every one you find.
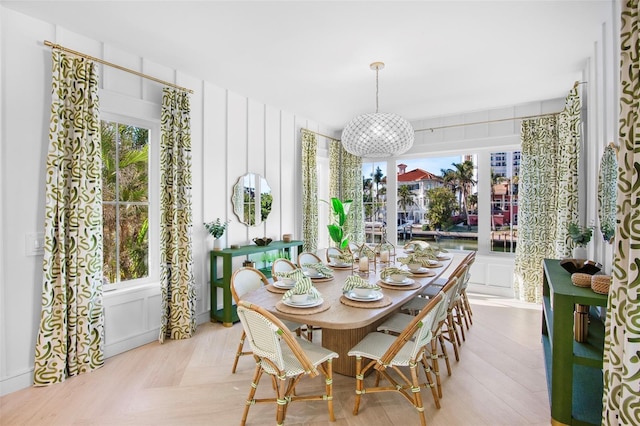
[241,364,264,426]
[430,339,443,399]
[459,298,471,330]
[462,289,474,319]
[353,356,363,415]
[462,292,473,326]
[446,313,460,361]
[232,331,247,374]
[324,359,336,422]
[438,334,452,376]
[455,303,466,341]
[275,375,289,425]
[420,352,440,408]
[409,361,428,426]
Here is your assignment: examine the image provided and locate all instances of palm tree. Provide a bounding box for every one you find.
[372,166,385,221]
[397,185,415,223]
[450,160,476,223]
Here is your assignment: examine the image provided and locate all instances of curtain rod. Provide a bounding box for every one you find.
[414,111,562,133]
[416,81,586,133]
[44,40,194,94]
[301,128,341,142]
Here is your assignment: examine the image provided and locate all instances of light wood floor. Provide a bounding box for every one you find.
[0,294,550,426]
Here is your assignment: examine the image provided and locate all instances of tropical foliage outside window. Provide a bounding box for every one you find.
[362,163,387,242]
[101,120,150,284]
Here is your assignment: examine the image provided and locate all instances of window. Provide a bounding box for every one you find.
[101,119,154,286]
[489,150,519,253]
[362,162,387,243]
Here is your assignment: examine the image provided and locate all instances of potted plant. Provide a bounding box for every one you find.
[204,218,229,251]
[568,222,592,259]
[324,197,353,250]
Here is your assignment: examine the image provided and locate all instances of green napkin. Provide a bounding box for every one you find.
[342,275,380,293]
[302,262,334,278]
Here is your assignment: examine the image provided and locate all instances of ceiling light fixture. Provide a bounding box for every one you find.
[341,62,414,158]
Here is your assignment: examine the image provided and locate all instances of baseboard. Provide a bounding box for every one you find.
[1,367,34,396]
[468,283,515,298]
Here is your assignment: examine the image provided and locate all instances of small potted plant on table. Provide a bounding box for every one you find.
[568,222,592,259]
[204,218,229,251]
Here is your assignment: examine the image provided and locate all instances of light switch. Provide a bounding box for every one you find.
[25,232,45,255]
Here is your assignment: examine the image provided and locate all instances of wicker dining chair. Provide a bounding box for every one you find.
[297,251,323,267]
[347,292,447,426]
[229,267,303,373]
[236,300,339,425]
[377,276,461,398]
[270,258,317,341]
[271,257,297,280]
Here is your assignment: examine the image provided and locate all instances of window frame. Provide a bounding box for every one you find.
[101,111,160,291]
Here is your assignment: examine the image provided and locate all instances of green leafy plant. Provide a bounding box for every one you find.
[568,222,593,247]
[204,218,229,239]
[324,197,353,250]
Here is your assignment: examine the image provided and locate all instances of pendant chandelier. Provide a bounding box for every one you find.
[341,62,414,158]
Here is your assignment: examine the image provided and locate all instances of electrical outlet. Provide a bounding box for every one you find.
[25,232,45,256]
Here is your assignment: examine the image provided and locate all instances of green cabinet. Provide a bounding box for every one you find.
[542,259,607,426]
[210,240,303,326]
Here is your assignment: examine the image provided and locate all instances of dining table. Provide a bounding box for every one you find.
[241,251,454,377]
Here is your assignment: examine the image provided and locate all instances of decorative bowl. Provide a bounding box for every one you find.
[408,263,423,272]
[390,273,407,282]
[253,237,272,246]
[291,293,309,303]
[353,288,373,297]
[560,258,602,275]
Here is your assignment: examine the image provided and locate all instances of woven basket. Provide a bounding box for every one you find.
[571,273,592,288]
[591,275,612,294]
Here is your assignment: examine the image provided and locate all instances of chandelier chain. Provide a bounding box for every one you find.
[375,67,379,113]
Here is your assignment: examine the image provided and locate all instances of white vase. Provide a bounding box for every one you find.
[572,246,587,259]
[213,238,222,251]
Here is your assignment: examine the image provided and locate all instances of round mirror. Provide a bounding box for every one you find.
[232,173,272,226]
[597,143,617,243]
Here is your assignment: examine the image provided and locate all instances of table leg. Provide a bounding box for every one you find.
[322,317,386,377]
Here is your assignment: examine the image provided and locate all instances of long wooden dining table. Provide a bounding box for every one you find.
[241,253,453,377]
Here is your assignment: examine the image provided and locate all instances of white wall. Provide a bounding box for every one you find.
[0,7,337,395]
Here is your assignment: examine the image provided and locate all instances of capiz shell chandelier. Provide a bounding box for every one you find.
[342,62,414,158]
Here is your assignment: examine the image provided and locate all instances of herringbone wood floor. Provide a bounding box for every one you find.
[0,295,550,426]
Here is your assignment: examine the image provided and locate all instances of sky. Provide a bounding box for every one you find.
[362,155,463,178]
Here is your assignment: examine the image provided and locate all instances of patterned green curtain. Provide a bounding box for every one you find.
[513,116,560,303]
[514,86,581,303]
[34,50,104,386]
[602,1,640,423]
[329,141,364,244]
[301,129,318,252]
[159,88,196,343]
[554,85,581,258]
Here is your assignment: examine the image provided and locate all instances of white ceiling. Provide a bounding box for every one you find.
[2,0,612,130]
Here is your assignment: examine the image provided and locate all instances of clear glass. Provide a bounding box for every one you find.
[489,151,519,253]
[101,120,150,284]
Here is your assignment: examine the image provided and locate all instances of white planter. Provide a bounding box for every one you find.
[213,238,222,251]
[572,246,587,259]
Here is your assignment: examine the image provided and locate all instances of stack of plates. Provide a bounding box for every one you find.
[282,297,324,308]
[344,290,383,302]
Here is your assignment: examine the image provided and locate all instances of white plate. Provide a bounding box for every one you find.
[329,262,352,268]
[408,267,429,274]
[273,281,294,289]
[383,277,415,286]
[303,270,323,278]
[345,290,383,302]
[282,297,324,308]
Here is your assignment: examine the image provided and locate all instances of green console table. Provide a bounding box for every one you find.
[210,240,304,326]
[542,258,607,426]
